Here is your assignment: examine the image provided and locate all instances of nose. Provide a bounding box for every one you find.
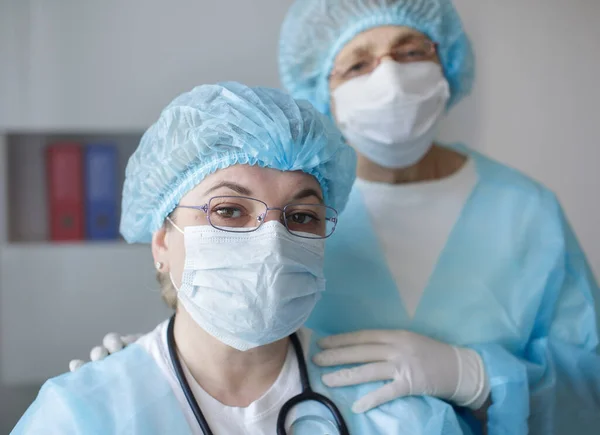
[374,54,395,70]
[376,53,394,66]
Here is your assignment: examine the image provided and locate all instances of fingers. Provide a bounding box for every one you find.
[103,332,141,352]
[90,346,109,362]
[69,359,85,372]
[352,382,410,414]
[70,331,137,372]
[103,333,124,354]
[313,344,391,366]
[321,361,396,387]
[318,330,403,349]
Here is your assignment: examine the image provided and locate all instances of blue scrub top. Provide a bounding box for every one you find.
[12,332,473,435]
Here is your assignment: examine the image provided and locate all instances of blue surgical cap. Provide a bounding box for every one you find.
[120,82,357,243]
[279,0,475,115]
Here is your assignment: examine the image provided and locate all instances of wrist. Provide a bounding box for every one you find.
[449,347,491,409]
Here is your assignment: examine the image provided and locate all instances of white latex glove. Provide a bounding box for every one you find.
[312,330,490,413]
[68,333,142,372]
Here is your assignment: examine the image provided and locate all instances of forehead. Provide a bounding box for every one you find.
[182,164,321,200]
[336,25,428,59]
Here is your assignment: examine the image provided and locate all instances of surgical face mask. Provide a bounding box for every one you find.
[333,61,450,169]
[171,221,325,351]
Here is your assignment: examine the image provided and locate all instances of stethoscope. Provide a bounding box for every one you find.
[166,316,350,435]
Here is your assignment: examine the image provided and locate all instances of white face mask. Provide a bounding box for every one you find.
[170,221,325,351]
[333,61,450,169]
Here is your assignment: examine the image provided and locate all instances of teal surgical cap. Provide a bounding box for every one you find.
[120,82,357,243]
[279,0,475,115]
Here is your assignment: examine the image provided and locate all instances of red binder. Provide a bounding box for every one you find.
[46,143,85,241]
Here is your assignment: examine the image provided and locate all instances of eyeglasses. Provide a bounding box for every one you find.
[175,196,338,239]
[330,39,438,82]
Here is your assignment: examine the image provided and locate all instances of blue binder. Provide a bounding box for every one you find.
[84,144,119,240]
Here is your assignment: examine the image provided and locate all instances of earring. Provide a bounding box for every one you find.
[155,261,164,271]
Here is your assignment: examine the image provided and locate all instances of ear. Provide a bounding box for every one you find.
[152,225,171,273]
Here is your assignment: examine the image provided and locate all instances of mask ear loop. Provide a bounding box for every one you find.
[169,272,181,292]
[164,216,184,292]
[166,216,185,234]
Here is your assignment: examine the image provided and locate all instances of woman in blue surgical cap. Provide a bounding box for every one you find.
[14,83,474,435]
[277,0,600,434]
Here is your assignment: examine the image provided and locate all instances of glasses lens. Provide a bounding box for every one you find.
[208,196,266,232]
[393,39,435,62]
[338,56,376,80]
[284,204,338,239]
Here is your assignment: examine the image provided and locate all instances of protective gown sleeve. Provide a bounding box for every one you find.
[473,190,600,435]
[527,192,600,433]
[11,380,94,434]
[11,344,192,435]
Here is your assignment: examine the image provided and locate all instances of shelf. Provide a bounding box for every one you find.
[0,131,172,386]
[2,132,141,243]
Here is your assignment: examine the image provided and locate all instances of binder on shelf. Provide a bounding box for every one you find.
[84,144,119,240]
[46,143,85,241]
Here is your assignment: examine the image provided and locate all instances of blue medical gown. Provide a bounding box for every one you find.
[307,145,600,434]
[12,333,473,435]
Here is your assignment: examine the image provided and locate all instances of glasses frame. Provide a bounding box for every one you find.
[176,195,339,239]
[329,39,439,81]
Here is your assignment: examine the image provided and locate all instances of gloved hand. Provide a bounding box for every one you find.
[69,333,142,372]
[312,330,490,413]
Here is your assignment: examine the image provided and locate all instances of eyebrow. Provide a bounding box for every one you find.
[204,181,253,196]
[391,33,423,46]
[292,188,324,204]
[350,44,372,58]
[342,33,425,62]
[203,182,323,204]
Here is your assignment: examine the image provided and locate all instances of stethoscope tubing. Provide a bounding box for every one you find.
[166,315,349,435]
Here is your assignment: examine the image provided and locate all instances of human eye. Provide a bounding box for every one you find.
[214,206,243,219]
[394,41,431,62]
[340,59,372,79]
[209,199,251,223]
[288,212,319,225]
[349,61,369,73]
[285,205,326,232]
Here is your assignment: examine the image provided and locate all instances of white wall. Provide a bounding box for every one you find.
[0,0,28,129]
[1,0,296,131]
[440,0,600,278]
